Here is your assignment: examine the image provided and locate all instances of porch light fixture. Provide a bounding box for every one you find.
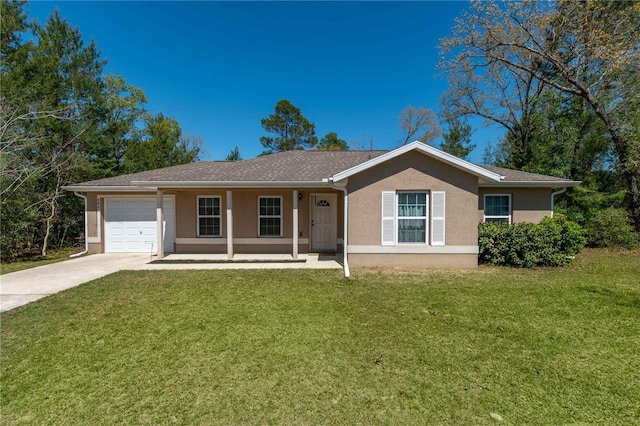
[298,192,303,200]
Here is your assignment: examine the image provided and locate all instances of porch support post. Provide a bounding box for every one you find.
[156,189,164,259]
[226,190,233,259]
[292,190,299,259]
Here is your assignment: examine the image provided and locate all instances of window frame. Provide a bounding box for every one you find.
[396,191,428,245]
[258,196,283,238]
[483,194,512,224]
[197,196,222,237]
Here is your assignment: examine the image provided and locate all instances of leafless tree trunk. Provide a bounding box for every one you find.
[399,106,441,145]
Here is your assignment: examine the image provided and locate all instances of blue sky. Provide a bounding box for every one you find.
[27,1,501,162]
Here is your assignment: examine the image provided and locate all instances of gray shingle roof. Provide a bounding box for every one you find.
[64,149,578,188]
[68,150,388,187]
[480,165,577,183]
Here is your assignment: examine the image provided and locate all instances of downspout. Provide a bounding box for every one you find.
[550,187,567,218]
[330,182,350,278]
[70,191,88,258]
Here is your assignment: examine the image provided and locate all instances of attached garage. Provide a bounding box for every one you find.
[104,198,175,253]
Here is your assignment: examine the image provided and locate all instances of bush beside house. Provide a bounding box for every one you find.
[584,207,639,249]
[479,216,586,267]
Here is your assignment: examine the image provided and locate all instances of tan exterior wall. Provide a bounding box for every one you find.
[349,254,478,268]
[175,243,227,254]
[175,190,226,238]
[347,150,479,247]
[86,193,100,254]
[86,193,99,240]
[85,188,341,255]
[479,187,552,223]
[88,242,101,255]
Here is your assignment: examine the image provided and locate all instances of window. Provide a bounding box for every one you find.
[198,196,221,237]
[397,192,427,243]
[382,191,446,246]
[484,194,511,224]
[258,196,282,237]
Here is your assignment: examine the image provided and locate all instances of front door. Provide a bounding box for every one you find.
[310,193,337,251]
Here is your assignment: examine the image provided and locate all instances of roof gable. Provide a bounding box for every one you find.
[332,141,502,183]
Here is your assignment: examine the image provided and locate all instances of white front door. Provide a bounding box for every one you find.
[104,198,175,253]
[310,193,337,251]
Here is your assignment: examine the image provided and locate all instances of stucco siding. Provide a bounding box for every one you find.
[347,151,479,247]
[175,243,227,254]
[86,193,99,240]
[479,187,552,223]
[349,253,478,268]
[87,242,101,255]
[175,190,226,238]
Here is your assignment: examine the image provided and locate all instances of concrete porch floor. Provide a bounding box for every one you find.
[132,253,343,270]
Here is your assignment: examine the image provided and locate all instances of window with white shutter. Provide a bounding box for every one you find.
[380,190,446,247]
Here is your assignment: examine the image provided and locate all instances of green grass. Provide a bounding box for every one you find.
[1,249,639,424]
[0,247,82,275]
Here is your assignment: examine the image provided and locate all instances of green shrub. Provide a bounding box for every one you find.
[479,216,586,267]
[584,207,639,249]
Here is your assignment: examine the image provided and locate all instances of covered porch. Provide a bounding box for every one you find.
[153,187,346,261]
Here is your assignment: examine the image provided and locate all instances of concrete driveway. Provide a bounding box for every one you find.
[0,254,150,313]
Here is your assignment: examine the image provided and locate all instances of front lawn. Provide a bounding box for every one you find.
[1,249,639,424]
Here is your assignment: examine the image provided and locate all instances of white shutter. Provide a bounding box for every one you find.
[381,191,396,246]
[431,191,445,246]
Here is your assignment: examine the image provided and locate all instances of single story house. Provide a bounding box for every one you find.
[63,141,580,276]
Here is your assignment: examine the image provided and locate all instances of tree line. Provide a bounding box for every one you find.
[1,0,201,259]
[438,0,639,241]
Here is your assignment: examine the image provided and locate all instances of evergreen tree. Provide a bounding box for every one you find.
[317,132,348,151]
[226,146,241,161]
[124,113,200,172]
[440,117,475,160]
[260,99,317,154]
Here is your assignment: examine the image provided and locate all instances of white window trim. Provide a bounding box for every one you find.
[197,195,222,237]
[258,196,283,238]
[396,191,428,245]
[483,194,512,224]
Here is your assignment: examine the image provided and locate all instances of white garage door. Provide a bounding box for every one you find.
[105,198,175,253]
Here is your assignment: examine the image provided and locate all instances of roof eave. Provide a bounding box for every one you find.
[130,180,332,189]
[61,185,158,192]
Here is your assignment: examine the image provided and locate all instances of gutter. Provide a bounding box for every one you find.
[480,181,581,188]
[330,180,350,279]
[62,185,157,192]
[69,191,88,258]
[551,187,567,218]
